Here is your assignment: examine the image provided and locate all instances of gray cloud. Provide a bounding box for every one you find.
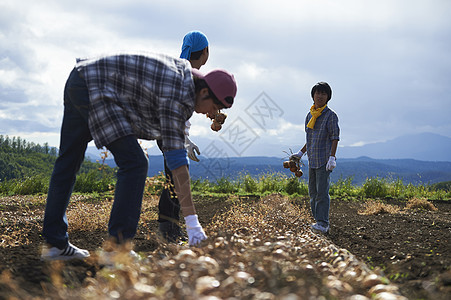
[0,118,57,133]
[0,0,450,155]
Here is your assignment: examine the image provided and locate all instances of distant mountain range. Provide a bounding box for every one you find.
[85,132,451,185]
[92,154,451,186]
[172,156,450,185]
[338,132,451,161]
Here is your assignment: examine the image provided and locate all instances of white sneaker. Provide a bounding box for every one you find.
[98,249,139,266]
[41,242,90,261]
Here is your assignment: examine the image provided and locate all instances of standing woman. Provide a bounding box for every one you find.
[290,82,340,234]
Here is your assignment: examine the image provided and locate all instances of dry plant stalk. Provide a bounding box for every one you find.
[405,197,437,211]
[358,200,400,215]
[67,200,112,231]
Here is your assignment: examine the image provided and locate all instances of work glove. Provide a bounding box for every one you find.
[290,150,304,162]
[326,156,336,171]
[185,136,200,162]
[184,214,207,246]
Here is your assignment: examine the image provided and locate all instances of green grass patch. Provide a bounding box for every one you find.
[0,170,449,201]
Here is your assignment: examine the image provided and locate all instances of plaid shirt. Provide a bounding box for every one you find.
[75,52,195,152]
[305,106,340,169]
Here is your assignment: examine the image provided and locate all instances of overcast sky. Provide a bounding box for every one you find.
[1,0,450,158]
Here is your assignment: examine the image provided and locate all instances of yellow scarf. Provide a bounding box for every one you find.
[307,104,327,129]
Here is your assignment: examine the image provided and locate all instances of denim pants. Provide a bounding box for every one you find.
[308,165,331,227]
[42,68,148,249]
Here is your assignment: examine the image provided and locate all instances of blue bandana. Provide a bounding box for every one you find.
[180,31,209,60]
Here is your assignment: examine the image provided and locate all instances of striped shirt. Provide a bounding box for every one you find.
[305,106,340,169]
[75,52,195,154]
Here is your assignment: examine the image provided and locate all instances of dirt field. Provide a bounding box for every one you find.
[0,194,449,299]
[326,198,451,299]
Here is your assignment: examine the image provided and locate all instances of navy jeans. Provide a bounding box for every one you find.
[308,165,331,227]
[42,68,148,249]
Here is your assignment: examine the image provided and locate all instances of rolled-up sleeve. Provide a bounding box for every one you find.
[164,148,189,170]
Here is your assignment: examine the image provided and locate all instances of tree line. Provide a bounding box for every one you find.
[0,135,58,156]
[0,135,108,182]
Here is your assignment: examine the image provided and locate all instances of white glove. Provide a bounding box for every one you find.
[184,214,207,246]
[184,120,191,136]
[326,156,336,171]
[185,136,200,162]
[290,150,304,161]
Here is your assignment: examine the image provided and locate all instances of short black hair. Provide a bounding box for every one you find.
[190,47,208,60]
[193,77,226,109]
[311,82,332,100]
